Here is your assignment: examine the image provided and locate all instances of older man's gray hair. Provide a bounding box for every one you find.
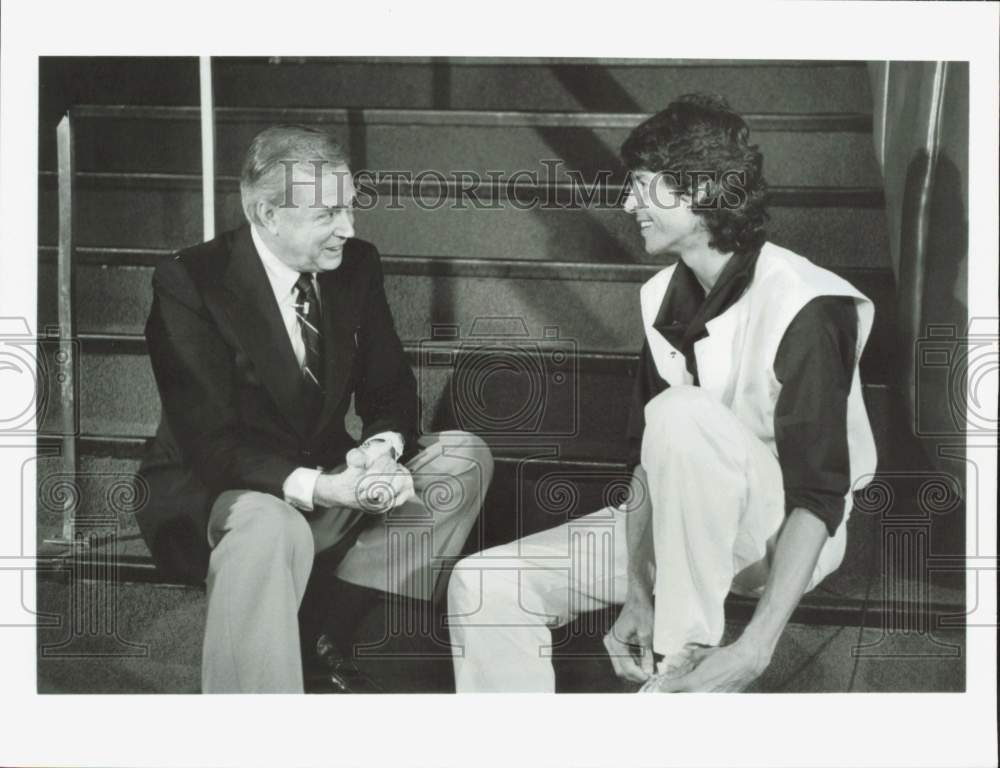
[239,124,348,225]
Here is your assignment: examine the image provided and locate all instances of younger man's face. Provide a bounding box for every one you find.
[623,169,707,258]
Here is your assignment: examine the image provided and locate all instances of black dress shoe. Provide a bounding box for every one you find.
[304,634,384,694]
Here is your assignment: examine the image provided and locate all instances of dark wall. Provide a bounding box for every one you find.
[39,57,200,168]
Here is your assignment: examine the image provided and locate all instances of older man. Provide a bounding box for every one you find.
[447,94,876,693]
[138,125,493,693]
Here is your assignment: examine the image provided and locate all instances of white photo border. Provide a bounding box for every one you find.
[1,2,996,767]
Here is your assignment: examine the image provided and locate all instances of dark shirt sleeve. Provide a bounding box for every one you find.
[626,340,670,469]
[773,296,859,537]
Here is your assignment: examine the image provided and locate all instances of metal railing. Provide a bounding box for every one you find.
[45,57,217,547]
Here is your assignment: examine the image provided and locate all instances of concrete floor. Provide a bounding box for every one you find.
[35,577,965,695]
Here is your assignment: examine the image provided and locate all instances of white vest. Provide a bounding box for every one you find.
[639,242,878,519]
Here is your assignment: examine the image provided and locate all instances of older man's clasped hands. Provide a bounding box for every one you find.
[312,440,415,514]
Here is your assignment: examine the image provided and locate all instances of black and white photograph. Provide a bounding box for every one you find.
[1,2,997,767]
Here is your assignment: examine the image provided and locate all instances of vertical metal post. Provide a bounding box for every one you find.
[55,114,77,544]
[199,56,216,240]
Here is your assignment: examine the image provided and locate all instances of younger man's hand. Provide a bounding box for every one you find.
[643,642,770,693]
[603,587,656,683]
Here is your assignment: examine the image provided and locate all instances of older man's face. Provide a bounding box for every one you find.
[266,162,356,272]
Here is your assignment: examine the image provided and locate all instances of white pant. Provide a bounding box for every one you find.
[448,387,846,692]
[201,430,493,693]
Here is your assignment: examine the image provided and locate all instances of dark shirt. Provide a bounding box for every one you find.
[626,257,859,537]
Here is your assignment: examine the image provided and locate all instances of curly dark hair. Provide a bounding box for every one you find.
[620,93,768,255]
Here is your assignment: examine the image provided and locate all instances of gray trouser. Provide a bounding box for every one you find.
[202,431,494,693]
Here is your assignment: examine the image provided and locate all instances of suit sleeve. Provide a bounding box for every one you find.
[352,246,419,449]
[145,258,299,497]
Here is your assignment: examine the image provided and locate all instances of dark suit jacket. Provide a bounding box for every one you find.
[137,226,418,584]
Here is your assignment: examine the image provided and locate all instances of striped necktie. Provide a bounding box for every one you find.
[294,273,324,418]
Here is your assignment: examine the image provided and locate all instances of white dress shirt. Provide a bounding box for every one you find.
[250,225,404,511]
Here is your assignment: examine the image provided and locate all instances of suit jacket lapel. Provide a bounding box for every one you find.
[313,246,359,437]
[219,227,307,436]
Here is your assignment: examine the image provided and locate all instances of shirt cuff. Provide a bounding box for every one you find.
[785,490,846,537]
[283,467,321,512]
[362,431,405,460]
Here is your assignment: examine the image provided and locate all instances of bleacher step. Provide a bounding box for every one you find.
[36,251,898,382]
[37,338,901,465]
[35,445,966,635]
[44,107,881,191]
[209,58,874,114]
[38,175,890,268]
[39,61,874,171]
[215,57,870,111]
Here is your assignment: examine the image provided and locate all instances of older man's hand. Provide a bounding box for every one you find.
[354,452,414,513]
[311,449,412,513]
